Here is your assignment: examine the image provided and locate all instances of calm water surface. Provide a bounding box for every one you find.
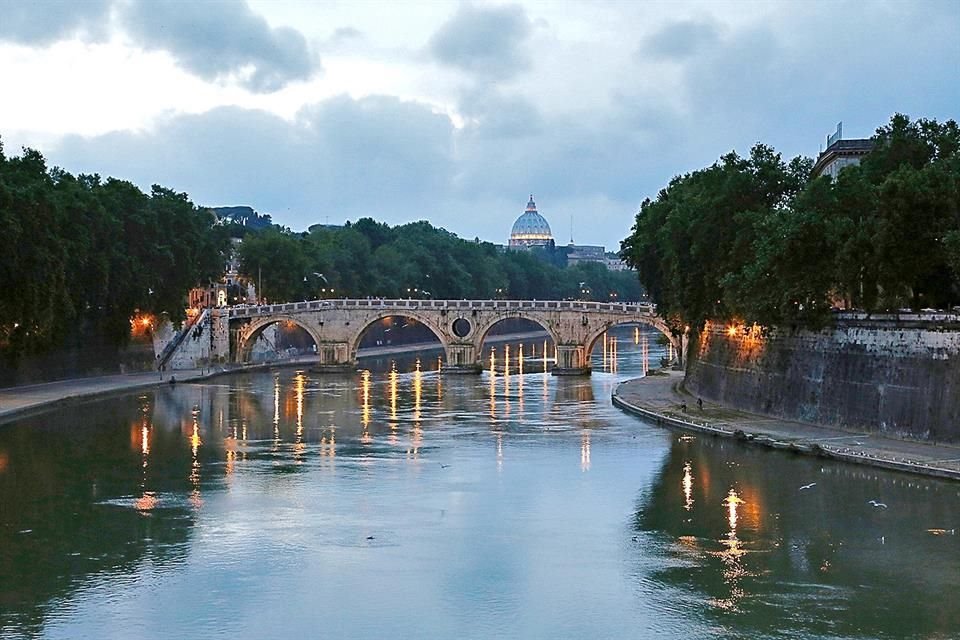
[1,327,959,639]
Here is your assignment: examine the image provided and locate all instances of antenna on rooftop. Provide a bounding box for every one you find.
[570,214,574,245]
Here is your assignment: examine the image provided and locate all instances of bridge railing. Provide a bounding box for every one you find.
[221,299,657,319]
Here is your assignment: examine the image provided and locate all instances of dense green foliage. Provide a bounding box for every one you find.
[0,141,229,363]
[621,115,960,330]
[239,219,643,303]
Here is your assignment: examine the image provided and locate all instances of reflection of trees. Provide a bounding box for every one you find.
[0,397,195,634]
[633,437,960,637]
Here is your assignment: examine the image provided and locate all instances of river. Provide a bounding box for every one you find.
[0,325,958,639]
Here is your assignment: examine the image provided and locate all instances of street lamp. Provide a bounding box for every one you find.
[578,282,590,301]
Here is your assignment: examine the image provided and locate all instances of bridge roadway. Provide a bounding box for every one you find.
[173,298,678,375]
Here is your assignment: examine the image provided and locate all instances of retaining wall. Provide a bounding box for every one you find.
[684,315,960,442]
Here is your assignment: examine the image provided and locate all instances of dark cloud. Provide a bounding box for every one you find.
[119,0,319,92]
[638,19,720,60]
[457,87,543,139]
[428,3,532,80]
[52,96,455,227]
[44,93,652,248]
[0,0,110,45]
[670,3,960,162]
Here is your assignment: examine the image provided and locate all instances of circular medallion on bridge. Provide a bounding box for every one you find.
[452,318,471,338]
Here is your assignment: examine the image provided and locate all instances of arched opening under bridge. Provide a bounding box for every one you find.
[584,321,678,375]
[475,316,557,375]
[352,313,447,373]
[236,317,320,364]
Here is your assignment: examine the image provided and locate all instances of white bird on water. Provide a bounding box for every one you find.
[868,500,888,509]
[799,483,817,491]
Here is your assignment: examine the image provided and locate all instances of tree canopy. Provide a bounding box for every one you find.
[0,141,230,365]
[238,219,642,304]
[621,114,960,330]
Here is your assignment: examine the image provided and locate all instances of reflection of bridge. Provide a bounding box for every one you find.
[168,299,679,375]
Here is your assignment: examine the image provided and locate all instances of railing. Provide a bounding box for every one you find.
[223,299,657,319]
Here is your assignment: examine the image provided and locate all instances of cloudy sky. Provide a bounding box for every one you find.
[1,0,957,249]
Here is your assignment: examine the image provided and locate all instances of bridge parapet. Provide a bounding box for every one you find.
[225,298,656,320]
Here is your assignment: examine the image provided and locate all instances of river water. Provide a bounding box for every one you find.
[1,326,958,639]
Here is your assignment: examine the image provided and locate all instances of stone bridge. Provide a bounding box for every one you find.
[179,299,678,375]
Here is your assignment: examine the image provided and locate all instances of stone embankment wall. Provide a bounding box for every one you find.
[684,314,960,442]
[154,312,277,369]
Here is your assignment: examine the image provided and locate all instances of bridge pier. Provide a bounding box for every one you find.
[444,342,483,374]
[310,342,356,373]
[552,344,591,376]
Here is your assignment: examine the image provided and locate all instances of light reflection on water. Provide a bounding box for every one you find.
[0,326,958,639]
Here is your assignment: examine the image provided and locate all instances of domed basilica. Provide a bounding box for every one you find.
[508,195,554,248]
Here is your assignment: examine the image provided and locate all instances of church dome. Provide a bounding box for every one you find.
[509,195,553,248]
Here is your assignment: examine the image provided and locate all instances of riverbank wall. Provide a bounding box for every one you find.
[683,314,960,443]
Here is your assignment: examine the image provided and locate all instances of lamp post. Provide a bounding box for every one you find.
[578,282,590,301]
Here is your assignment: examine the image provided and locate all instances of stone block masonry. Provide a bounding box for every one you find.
[684,315,960,443]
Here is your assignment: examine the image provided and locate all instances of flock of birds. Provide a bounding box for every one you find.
[798,481,889,508]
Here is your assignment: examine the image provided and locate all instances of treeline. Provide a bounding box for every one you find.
[0,141,229,364]
[621,114,960,331]
[238,218,643,303]
[0,138,641,370]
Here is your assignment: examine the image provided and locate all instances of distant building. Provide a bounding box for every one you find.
[812,122,873,180]
[209,205,273,230]
[604,254,631,271]
[566,244,606,267]
[189,238,257,308]
[508,195,554,249]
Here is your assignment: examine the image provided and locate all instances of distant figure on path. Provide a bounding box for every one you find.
[697,398,703,410]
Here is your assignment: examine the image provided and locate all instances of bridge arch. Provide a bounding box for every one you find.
[582,317,678,362]
[236,315,322,363]
[347,310,450,362]
[470,312,560,358]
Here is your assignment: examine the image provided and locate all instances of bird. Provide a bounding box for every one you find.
[868,500,888,508]
[799,483,817,491]
[366,535,375,540]
[440,463,451,469]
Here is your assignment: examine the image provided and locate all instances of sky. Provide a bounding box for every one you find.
[1,0,957,250]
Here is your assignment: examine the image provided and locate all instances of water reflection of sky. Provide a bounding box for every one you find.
[0,325,958,639]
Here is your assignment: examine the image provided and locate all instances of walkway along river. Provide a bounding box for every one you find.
[0,325,958,638]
